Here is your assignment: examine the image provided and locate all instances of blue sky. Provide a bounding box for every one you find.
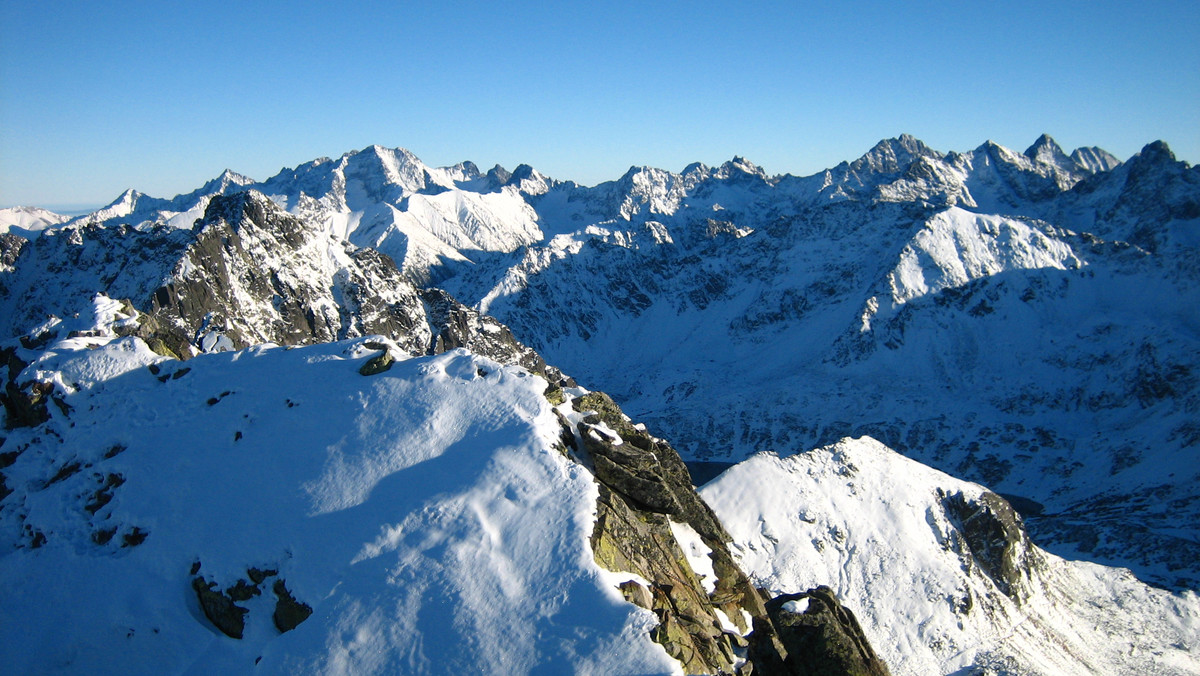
[2,0,1197,210]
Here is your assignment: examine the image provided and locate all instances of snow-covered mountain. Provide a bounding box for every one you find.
[0,307,674,674]
[47,146,545,285]
[441,136,1200,592]
[703,437,1199,675]
[3,134,1198,674]
[0,205,69,237]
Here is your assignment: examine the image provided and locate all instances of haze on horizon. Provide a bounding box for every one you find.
[2,0,1197,211]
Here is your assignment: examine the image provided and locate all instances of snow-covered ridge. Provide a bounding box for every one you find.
[702,438,1200,675]
[0,324,681,675]
[883,207,1084,310]
[0,205,69,237]
[446,137,1199,595]
[11,134,1134,282]
[0,299,894,675]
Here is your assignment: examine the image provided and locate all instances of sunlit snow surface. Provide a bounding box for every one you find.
[0,327,678,674]
[701,438,1200,675]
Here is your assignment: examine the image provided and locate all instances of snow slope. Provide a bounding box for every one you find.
[0,301,679,675]
[701,438,1200,675]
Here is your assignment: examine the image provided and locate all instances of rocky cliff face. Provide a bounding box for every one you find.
[144,191,433,355]
[558,390,890,675]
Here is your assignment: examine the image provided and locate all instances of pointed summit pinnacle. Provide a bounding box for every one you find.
[1024,134,1069,163]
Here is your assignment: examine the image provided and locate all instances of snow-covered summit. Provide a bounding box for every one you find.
[703,437,1200,675]
[0,331,683,674]
[38,134,1140,284]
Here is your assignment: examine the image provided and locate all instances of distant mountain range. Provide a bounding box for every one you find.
[2,135,1197,674]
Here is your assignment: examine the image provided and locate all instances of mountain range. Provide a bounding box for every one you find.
[1,134,1197,674]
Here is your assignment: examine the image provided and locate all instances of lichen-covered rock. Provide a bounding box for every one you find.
[358,350,394,376]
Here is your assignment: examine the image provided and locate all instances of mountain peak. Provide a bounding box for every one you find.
[851,135,938,174]
[1069,147,1122,174]
[1024,134,1069,163]
[715,156,766,180]
[1137,140,1176,163]
[199,169,254,194]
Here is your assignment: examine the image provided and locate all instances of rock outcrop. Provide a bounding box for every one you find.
[942,489,1043,602]
[749,588,890,676]
[561,390,889,675]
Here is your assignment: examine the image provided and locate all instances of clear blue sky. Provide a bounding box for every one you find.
[2,0,1197,211]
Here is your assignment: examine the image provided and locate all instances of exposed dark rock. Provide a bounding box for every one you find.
[121,527,148,547]
[247,567,277,585]
[92,527,116,545]
[574,392,729,540]
[1,346,28,381]
[421,287,571,384]
[0,232,27,268]
[544,383,565,406]
[569,390,887,675]
[943,490,1042,601]
[226,579,261,602]
[618,580,654,609]
[192,577,248,639]
[272,579,313,633]
[2,381,50,430]
[84,473,125,514]
[46,459,83,486]
[112,308,192,360]
[747,587,890,676]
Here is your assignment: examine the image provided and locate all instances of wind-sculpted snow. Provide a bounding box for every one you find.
[0,322,680,675]
[702,438,1200,675]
